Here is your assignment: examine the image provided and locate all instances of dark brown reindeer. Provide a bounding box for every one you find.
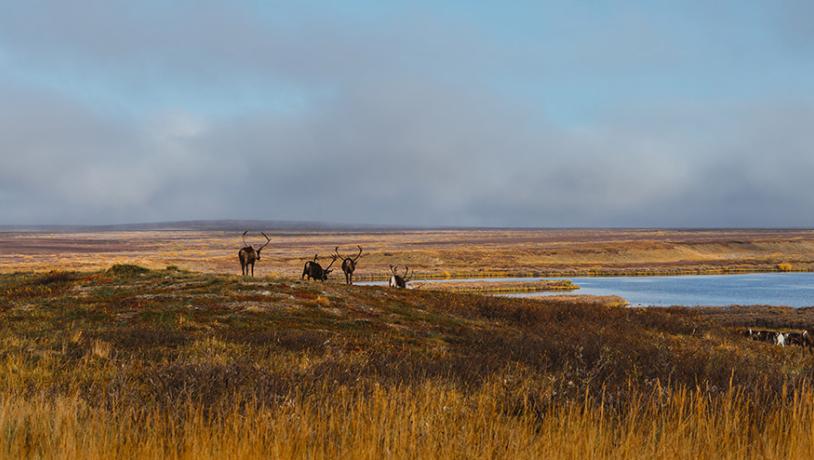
[301,254,338,281]
[238,231,270,277]
[333,245,364,285]
[388,265,413,289]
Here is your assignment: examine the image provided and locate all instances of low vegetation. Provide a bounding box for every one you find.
[414,279,579,294]
[777,262,794,272]
[4,228,814,278]
[3,266,814,458]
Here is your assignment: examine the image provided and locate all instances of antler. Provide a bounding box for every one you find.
[242,230,249,248]
[389,265,398,275]
[353,245,364,262]
[403,266,413,282]
[333,246,345,260]
[324,254,339,270]
[258,232,271,250]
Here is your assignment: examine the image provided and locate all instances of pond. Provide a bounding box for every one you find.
[360,273,814,307]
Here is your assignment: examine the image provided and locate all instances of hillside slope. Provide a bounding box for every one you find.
[3,267,814,458]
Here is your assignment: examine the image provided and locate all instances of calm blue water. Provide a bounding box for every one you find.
[360,273,814,307]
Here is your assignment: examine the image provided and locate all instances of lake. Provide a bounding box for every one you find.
[360,273,814,307]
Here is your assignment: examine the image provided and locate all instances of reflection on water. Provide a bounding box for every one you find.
[359,273,814,307]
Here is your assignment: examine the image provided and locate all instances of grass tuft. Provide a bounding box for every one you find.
[108,264,151,276]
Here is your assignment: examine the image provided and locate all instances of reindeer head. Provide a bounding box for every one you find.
[242,231,271,259]
[321,255,339,280]
[389,265,413,288]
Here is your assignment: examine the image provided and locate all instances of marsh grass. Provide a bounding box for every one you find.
[4,267,814,458]
[4,382,814,459]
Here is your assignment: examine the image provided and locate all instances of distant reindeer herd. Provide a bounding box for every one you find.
[741,328,814,351]
[237,231,411,288]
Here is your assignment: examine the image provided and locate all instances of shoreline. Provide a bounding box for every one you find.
[352,266,812,282]
[412,279,579,294]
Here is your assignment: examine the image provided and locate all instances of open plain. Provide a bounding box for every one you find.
[2,228,814,278]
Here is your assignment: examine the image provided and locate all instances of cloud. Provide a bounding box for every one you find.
[0,1,812,226]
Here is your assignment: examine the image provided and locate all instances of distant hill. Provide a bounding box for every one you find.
[2,221,812,233]
[0,219,411,233]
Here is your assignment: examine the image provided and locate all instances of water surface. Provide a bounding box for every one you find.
[361,273,814,307]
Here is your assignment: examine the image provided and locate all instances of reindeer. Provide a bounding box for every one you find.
[775,332,788,347]
[301,254,338,281]
[743,328,774,343]
[238,231,270,277]
[334,245,364,285]
[388,265,413,289]
[784,330,814,352]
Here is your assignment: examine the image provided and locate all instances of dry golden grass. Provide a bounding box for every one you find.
[3,266,814,458]
[413,279,578,294]
[5,382,814,459]
[778,262,794,272]
[3,228,814,278]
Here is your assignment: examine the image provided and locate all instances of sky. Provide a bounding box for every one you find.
[0,0,812,227]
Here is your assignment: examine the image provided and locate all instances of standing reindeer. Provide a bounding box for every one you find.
[333,245,364,285]
[388,265,413,289]
[302,254,338,281]
[238,231,270,277]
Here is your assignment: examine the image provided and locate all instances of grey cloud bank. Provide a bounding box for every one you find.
[0,1,812,227]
